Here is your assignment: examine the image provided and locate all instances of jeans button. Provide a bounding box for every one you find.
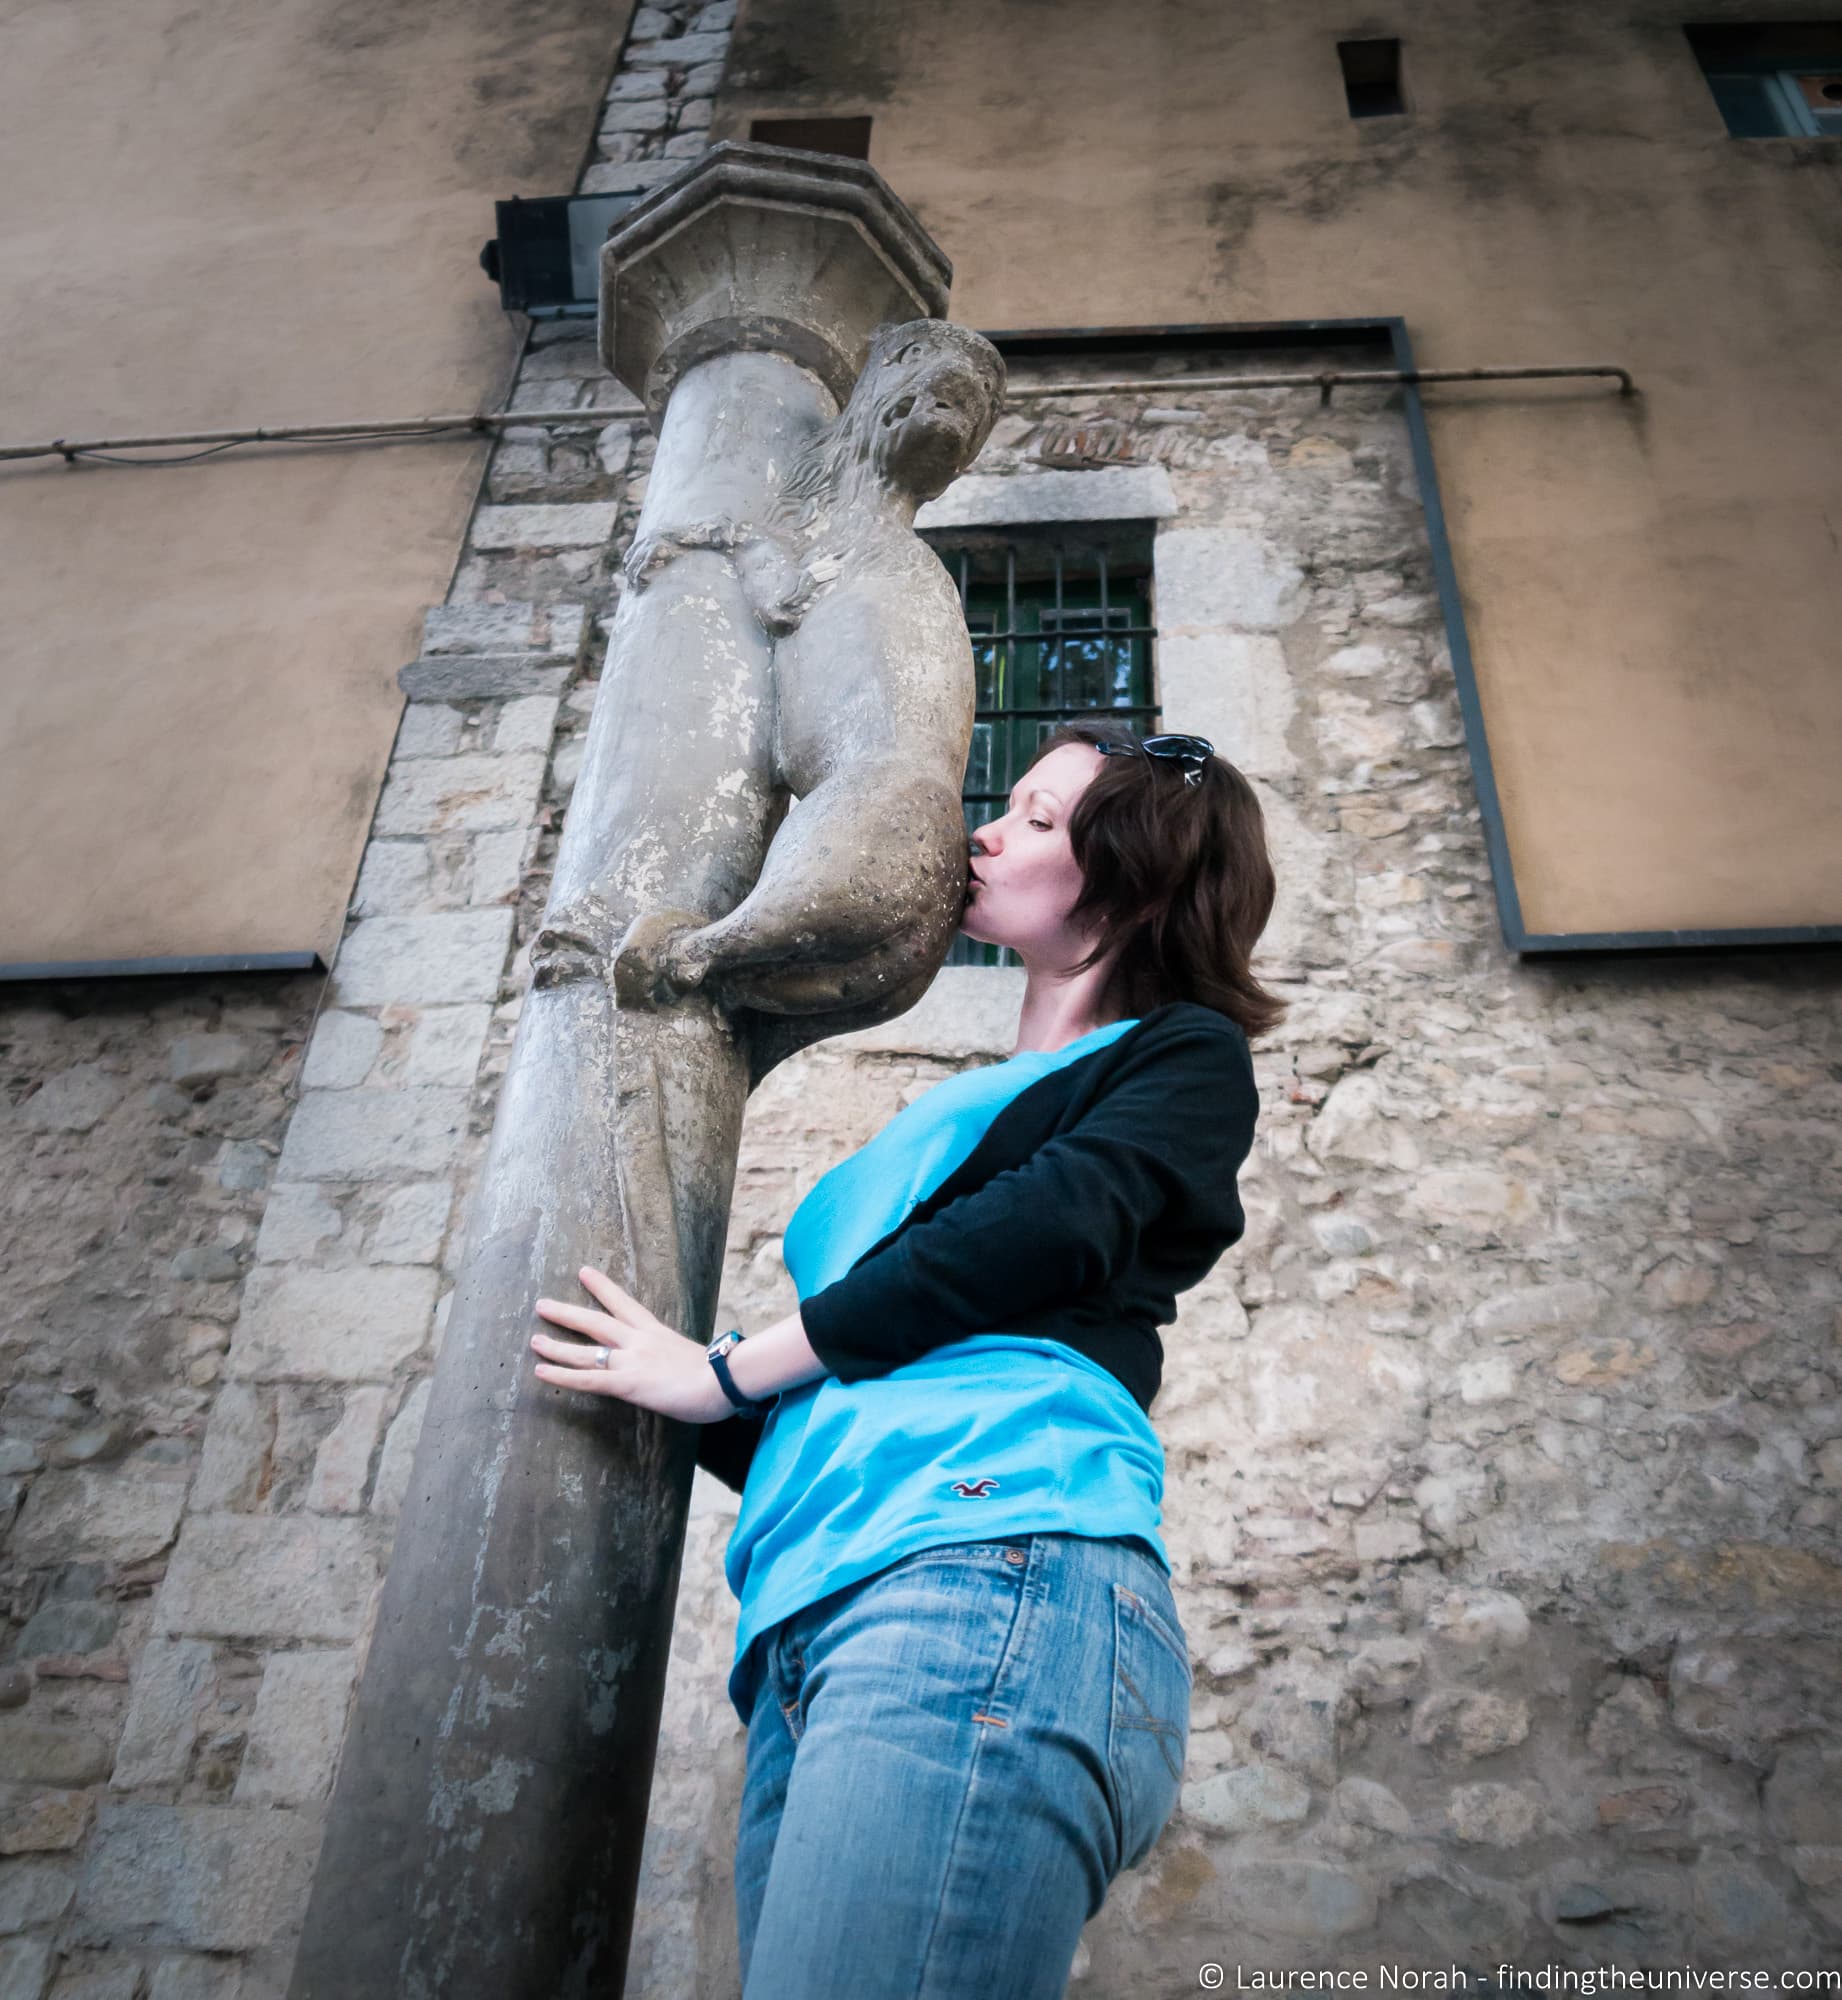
[1003,1548,1027,1567]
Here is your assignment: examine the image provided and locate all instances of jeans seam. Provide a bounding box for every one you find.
[908,1534,1043,1993]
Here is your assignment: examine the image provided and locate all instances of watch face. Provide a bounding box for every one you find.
[710,1330,742,1360]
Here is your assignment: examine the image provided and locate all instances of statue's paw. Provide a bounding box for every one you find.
[612,908,708,1009]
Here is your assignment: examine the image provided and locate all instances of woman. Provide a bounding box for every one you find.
[531,714,1283,1999]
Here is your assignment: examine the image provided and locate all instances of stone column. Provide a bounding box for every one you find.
[288,145,952,2000]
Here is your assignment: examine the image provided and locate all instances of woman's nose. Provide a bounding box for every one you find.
[971,822,999,855]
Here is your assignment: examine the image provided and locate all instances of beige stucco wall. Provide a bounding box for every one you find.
[0,0,630,968]
[718,0,1842,938]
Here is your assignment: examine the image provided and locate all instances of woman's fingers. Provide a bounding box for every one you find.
[576,1265,652,1327]
[534,1297,620,1344]
[534,1359,627,1395]
[530,1332,609,1370]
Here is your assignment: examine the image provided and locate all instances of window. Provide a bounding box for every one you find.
[925,531,1158,967]
[1337,39,1406,119]
[748,116,873,158]
[1686,24,1842,136]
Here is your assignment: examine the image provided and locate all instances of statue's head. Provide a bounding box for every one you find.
[851,320,1005,504]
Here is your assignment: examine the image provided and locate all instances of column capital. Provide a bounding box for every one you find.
[599,141,954,419]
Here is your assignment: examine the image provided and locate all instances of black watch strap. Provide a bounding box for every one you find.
[708,1329,772,1418]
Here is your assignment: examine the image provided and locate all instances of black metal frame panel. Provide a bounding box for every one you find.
[0,952,325,983]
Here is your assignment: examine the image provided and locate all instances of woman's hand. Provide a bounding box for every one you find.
[530,1266,733,1425]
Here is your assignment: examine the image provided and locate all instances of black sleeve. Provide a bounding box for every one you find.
[694,1415,761,1494]
[799,1020,1256,1382]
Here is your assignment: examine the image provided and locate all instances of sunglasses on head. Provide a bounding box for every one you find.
[1093,732,1216,786]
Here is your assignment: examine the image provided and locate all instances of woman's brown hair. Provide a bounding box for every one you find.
[1025,714,1288,1040]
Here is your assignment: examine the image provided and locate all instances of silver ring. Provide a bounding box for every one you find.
[597,1348,615,1368]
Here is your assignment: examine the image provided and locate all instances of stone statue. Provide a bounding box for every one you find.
[291,146,1007,1999]
[608,316,1003,1052]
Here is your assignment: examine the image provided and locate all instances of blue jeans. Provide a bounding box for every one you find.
[734,1531,1192,1999]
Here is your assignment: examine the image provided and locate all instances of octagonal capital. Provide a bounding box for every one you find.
[598,142,953,421]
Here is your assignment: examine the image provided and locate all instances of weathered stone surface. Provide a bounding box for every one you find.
[1183,1761,1311,1834]
[399,1007,492,1089]
[1669,1641,1842,1766]
[468,503,617,551]
[252,1184,342,1264]
[10,1474,184,1567]
[1764,1740,1842,1846]
[15,1602,118,1659]
[623,28,728,65]
[1306,1071,1418,1169]
[112,1641,214,1791]
[1692,1856,1786,1946]
[1446,1782,1548,1846]
[1410,1690,1530,1763]
[0,1859,74,1934]
[72,1806,321,1950]
[396,655,570,702]
[229,1265,436,1382]
[1332,1777,1414,1837]
[306,1389,387,1515]
[1220,1858,1377,1939]
[47,1957,143,2000]
[168,1247,239,1284]
[300,1012,383,1091]
[368,1380,430,1519]
[234,1651,355,1805]
[0,1938,53,2000]
[1471,1281,1601,1337]
[469,831,529,906]
[350,838,432,915]
[0,1722,113,1788]
[419,600,582,657]
[167,1037,259,1090]
[1149,523,1306,630]
[1424,1589,1531,1654]
[372,754,547,838]
[0,1790,93,1856]
[492,695,560,757]
[18,1064,124,1133]
[392,703,464,759]
[329,912,516,1008]
[157,1517,373,1643]
[147,1957,245,2000]
[369,1185,453,1267]
[275,1088,469,1183]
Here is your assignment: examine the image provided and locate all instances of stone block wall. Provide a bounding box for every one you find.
[3,4,1840,1995]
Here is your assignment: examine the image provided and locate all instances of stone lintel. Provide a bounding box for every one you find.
[915,464,1179,531]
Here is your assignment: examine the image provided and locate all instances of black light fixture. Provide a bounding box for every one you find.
[479,187,650,319]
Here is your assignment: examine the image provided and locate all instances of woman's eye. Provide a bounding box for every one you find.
[1029,819,1052,831]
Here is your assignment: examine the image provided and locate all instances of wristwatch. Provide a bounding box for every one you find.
[707,1328,775,1418]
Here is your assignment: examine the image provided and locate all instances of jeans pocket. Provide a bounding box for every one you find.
[1106,1580,1192,1873]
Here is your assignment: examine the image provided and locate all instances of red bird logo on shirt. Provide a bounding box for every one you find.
[949,1477,1000,1498]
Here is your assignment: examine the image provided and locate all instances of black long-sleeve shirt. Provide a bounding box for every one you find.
[695,1000,1260,1494]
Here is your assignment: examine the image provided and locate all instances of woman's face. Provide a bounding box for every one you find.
[961,741,1106,961]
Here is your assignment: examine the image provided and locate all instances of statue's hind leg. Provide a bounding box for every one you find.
[620,759,968,1016]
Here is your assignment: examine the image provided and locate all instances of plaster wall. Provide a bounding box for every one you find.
[0,0,630,969]
[715,0,1842,939]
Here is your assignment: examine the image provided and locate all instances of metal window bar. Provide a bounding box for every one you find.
[938,536,1158,968]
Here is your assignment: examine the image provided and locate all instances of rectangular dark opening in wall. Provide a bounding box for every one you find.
[922,527,1157,969]
[1685,24,1842,136]
[748,115,873,159]
[1337,39,1405,118]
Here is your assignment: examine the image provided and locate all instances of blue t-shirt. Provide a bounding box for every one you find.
[723,1017,1170,1722]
